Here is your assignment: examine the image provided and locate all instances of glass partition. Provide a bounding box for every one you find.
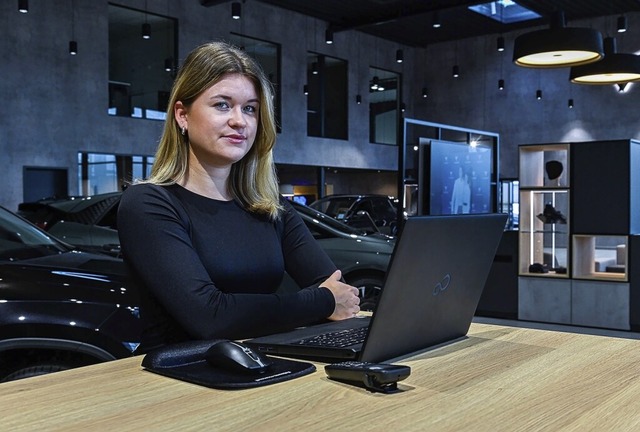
[78,152,154,196]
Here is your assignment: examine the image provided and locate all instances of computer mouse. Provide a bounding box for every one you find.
[204,340,273,374]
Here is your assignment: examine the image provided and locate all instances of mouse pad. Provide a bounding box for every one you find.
[141,339,316,389]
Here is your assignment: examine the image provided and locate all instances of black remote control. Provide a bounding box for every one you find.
[324,361,411,393]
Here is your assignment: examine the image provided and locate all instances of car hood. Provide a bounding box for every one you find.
[0,251,138,304]
[319,232,395,255]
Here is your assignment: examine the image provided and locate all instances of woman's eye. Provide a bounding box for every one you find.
[243,105,258,114]
[214,101,230,110]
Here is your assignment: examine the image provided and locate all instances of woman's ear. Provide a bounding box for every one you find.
[174,101,187,129]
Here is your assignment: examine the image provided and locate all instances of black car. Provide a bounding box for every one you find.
[19,193,395,309]
[17,192,122,257]
[309,194,400,235]
[0,205,141,382]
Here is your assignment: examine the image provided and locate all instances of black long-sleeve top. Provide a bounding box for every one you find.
[117,183,336,352]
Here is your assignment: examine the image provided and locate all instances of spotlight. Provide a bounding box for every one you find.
[568,98,574,108]
[356,94,362,104]
[498,79,505,90]
[452,65,460,78]
[396,49,403,63]
[422,87,428,98]
[497,36,505,52]
[325,28,333,44]
[432,11,441,28]
[231,2,241,20]
[69,40,78,55]
[536,89,542,100]
[370,76,379,90]
[18,0,28,13]
[303,85,308,95]
[617,16,627,33]
[142,23,151,39]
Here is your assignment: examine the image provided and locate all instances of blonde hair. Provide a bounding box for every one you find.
[146,41,282,220]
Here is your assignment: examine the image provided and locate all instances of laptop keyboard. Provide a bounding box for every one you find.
[292,326,367,348]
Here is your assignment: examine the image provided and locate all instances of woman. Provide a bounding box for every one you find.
[117,41,360,353]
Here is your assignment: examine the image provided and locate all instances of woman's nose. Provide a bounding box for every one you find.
[229,107,246,127]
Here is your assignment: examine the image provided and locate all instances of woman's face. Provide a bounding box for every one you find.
[176,73,259,169]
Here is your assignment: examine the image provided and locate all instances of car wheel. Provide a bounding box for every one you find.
[1,363,73,383]
[348,276,384,312]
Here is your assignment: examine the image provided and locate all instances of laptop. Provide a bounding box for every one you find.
[246,213,507,363]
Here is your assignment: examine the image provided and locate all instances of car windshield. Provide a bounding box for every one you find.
[309,197,357,220]
[292,202,368,235]
[0,207,69,261]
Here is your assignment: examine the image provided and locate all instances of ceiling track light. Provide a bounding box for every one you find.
[231,2,241,19]
[142,22,151,39]
[570,37,640,85]
[18,0,28,13]
[422,87,428,98]
[303,84,308,96]
[498,79,505,90]
[513,11,603,68]
[356,94,362,104]
[536,89,542,100]
[452,65,460,78]
[568,98,574,108]
[396,49,403,63]
[69,40,78,55]
[325,28,333,44]
[497,36,505,52]
[617,15,627,33]
[311,61,319,75]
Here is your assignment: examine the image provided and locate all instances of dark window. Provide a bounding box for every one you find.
[108,4,177,120]
[307,53,348,139]
[369,67,400,145]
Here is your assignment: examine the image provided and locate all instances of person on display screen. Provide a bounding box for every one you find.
[450,166,471,214]
[117,41,360,353]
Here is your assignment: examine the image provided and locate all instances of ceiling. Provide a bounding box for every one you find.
[202,0,640,47]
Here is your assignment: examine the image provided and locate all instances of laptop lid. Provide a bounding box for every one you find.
[246,213,507,363]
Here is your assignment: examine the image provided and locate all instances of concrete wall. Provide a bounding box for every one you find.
[2,0,639,211]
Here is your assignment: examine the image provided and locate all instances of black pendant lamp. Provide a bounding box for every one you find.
[513,11,603,68]
[570,37,640,84]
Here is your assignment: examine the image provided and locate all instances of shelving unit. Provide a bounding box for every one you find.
[518,140,640,330]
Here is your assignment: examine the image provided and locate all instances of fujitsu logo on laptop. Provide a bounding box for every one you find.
[433,274,451,296]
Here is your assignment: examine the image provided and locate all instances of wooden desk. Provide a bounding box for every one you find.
[2,322,640,431]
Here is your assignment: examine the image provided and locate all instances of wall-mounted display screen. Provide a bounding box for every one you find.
[419,140,493,215]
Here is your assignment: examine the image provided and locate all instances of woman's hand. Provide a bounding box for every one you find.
[320,270,361,320]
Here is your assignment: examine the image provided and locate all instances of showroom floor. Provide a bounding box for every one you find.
[474,316,640,340]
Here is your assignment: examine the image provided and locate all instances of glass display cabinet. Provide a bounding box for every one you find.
[518,144,569,277]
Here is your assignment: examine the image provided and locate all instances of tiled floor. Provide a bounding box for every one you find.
[473,316,640,340]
